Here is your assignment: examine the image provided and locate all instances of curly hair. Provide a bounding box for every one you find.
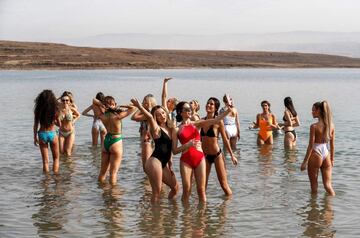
[34,90,59,128]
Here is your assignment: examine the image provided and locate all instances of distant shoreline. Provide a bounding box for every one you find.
[2,40,360,70]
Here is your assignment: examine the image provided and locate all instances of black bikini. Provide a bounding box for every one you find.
[151,128,172,168]
[200,125,221,164]
[200,125,216,137]
[283,116,297,139]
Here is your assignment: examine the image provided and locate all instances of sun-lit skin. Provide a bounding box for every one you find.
[201,99,237,196]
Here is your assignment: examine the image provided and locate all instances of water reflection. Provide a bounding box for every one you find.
[258,144,275,177]
[99,184,125,237]
[32,175,69,237]
[283,148,298,174]
[300,195,336,237]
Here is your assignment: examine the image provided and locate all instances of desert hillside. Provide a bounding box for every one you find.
[1,40,360,69]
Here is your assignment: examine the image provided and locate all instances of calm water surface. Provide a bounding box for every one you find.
[0,69,359,237]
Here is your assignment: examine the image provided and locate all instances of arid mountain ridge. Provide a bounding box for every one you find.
[1,40,360,69]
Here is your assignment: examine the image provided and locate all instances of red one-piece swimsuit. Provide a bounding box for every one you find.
[178,123,204,169]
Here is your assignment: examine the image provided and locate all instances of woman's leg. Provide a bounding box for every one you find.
[265,135,273,145]
[307,153,322,194]
[162,164,179,199]
[39,141,50,173]
[257,136,265,146]
[109,142,123,185]
[64,132,75,157]
[205,159,212,189]
[180,161,194,202]
[141,141,152,172]
[98,150,110,183]
[145,157,163,203]
[50,136,60,173]
[59,135,65,155]
[284,132,295,149]
[214,154,232,196]
[194,159,207,202]
[321,158,335,196]
[230,137,237,150]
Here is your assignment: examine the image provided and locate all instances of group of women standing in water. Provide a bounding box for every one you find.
[33,77,336,203]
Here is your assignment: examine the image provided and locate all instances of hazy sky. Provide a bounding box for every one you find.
[1,0,359,41]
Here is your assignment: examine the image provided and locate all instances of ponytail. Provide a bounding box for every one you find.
[322,101,333,142]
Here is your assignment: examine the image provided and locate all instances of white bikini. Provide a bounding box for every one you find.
[313,143,329,160]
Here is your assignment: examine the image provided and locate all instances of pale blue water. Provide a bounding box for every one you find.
[0,69,360,237]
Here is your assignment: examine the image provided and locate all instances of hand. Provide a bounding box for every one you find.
[237,131,240,141]
[189,139,202,150]
[164,77,172,83]
[331,159,334,167]
[130,98,141,108]
[300,161,307,171]
[231,155,238,166]
[34,137,39,147]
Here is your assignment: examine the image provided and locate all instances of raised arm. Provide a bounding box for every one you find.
[161,77,172,109]
[301,125,316,171]
[131,109,147,122]
[219,121,238,165]
[71,106,81,123]
[92,98,106,120]
[131,98,159,137]
[115,104,137,121]
[82,105,94,118]
[194,106,234,128]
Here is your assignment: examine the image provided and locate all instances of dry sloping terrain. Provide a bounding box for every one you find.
[1,40,360,69]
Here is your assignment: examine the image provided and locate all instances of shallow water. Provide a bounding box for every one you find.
[0,69,360,237]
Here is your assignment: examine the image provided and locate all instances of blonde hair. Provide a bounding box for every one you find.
[190,99,200,112]
[151,105,174,129]
[314,101,333,142]
[143,94,157,111]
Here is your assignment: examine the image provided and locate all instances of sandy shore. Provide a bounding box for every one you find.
[1,40,360,69]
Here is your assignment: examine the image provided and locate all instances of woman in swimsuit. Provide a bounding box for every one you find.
[93,96,136,185]
[201,97,238,196]
[250,100,279,145]
[279,97,300,149]
[33,90,61,173]
[58,91,80,157]
[190,99,201,121]
[131,98,179,203]
[82,92,107,146]
[301,101,335,196]
[220,95,240,150]
[172,101,235,202]
[131,94,157,172]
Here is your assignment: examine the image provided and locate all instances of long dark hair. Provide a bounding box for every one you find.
[284,97,297,117]
[96,92,105,102]
[175,101,188,122]
[207,97,220,118]
[34,90,59,128]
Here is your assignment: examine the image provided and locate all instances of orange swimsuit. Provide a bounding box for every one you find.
[258,115,273,141]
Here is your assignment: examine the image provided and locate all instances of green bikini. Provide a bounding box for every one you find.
[104,133,123,152]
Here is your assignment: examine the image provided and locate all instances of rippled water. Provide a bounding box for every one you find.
[0,69,360,237]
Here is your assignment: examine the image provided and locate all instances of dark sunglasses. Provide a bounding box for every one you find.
[62,99,70,102]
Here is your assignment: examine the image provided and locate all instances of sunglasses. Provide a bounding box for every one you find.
[62,99,70,102]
